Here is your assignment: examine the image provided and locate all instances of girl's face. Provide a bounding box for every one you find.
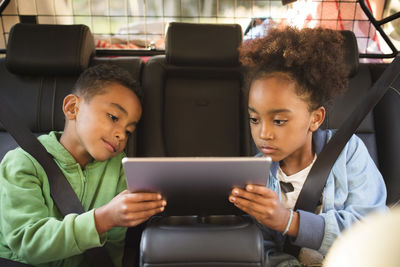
[248,74,324,171]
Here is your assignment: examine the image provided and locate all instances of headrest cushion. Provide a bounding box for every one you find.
[166,22,242,67]
[341,30,359,78]
[6,23,95,75]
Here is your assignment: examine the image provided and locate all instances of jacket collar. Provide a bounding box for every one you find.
[269,128,328,177]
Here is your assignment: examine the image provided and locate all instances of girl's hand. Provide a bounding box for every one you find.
[94,190,166,234]
[229,185,299,236]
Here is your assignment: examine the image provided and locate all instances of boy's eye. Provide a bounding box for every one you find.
[273,119,287,126]
[249,117,259,124]
[125,130,133,136]
[107,113,118,122]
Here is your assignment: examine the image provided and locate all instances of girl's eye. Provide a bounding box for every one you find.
[107,113,118,122]
[125,130,133,136]
[249,117,259,124]
[273,119,287,126]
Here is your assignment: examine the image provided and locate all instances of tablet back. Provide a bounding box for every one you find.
[122,157,272,216]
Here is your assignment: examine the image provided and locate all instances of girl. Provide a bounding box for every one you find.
[229,27,387,266]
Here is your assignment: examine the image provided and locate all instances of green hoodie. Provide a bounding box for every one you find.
[0,131,127,267]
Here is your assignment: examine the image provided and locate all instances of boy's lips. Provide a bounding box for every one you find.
[103,139,118,153]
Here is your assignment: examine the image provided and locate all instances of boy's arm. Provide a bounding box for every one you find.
[0,149,105,264]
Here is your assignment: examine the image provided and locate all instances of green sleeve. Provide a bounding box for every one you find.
[117,152,128,193]
[0,149,106,265]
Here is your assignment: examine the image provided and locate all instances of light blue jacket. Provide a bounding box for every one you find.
[257,129,387,255]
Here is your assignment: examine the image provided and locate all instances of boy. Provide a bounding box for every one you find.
[229,27,387,266]
[0,64,166,266]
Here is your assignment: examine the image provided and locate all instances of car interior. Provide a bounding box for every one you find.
[0,0,399,266]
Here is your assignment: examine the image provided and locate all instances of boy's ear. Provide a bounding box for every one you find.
[63,94,80,120]
[310,106,326,132]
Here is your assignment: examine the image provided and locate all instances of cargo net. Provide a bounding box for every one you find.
[0,0,398,60]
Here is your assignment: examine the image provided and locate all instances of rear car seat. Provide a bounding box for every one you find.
[321,32,400,205]
[0,23,143,160]
[370,63,400,205]
[137,22,252,157]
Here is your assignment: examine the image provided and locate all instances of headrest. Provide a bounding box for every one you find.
[341,30,359,78]
[166,22,242,67]
[6,23,95,75]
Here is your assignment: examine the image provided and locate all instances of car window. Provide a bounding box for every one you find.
[0,0,398,61]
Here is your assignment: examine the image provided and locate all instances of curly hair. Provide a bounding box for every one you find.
[72,63,143,103]
[239,27,348,110]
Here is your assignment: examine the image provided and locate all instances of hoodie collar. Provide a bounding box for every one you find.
[38,131,80,166]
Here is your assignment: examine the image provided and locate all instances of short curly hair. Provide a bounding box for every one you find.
[72,63,143,103]
[239,26,348,110]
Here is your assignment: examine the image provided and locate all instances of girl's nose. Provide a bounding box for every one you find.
[260,123,273,140]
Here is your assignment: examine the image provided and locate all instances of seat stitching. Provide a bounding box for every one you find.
[390,86,400,96]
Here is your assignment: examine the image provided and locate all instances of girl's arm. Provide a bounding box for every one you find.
[303,135,387,255]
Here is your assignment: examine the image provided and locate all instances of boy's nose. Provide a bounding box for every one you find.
[114,129,127,141]
[115,133,125,140]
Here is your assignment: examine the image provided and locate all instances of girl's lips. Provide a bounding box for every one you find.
[260,146,277,154]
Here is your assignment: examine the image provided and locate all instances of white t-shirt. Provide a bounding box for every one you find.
[277,155,317,210]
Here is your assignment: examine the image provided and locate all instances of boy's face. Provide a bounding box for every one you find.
[62,83,142,166]
[248,75,324,164]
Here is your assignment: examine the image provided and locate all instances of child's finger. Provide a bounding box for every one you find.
[230,193,280,216]
[127,192,163,202]
[231,187,269,205]
[126,200,166,212]
[232,199,275,224]
[129,206,165,221]
[232,200,271,222]
[245,184,276,198]
[229,194,263,213]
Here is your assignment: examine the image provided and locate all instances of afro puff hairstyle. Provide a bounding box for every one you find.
[239,27,349,110]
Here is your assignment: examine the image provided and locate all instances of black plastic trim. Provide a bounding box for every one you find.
[95,49,165,57]
[358,0,399,59]
[0,0,10,14]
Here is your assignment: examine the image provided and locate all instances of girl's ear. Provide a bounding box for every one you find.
[310,106,326,132]
[63,94,80,120]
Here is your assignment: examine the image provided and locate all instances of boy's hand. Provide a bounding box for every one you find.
[229,185,298,236]
[94,190,166,234]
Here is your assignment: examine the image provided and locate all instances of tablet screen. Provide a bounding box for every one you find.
[122,157,272,216]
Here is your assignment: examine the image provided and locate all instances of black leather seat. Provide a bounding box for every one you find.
[136,22,263,267]
[369,63,400,205]
[137,22,252,157]
[0,23,144,160]
[321,31,400,205]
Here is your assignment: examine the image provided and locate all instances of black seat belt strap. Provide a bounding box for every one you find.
[285,55,400,255]
[0,99,115,267]
[0,258,34,267]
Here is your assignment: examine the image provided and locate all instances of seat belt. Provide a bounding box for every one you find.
[285,55,400,256]
[0,100,116,266]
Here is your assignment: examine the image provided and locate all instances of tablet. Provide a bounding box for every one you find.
[122,157,272,216]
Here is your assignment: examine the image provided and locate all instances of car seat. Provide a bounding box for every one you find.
[137,22,253,157]
[0,23,144,160]
[137,22,264,267]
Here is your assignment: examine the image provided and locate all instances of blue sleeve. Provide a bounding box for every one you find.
[290,210,325,249]
[317,135,387,255]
